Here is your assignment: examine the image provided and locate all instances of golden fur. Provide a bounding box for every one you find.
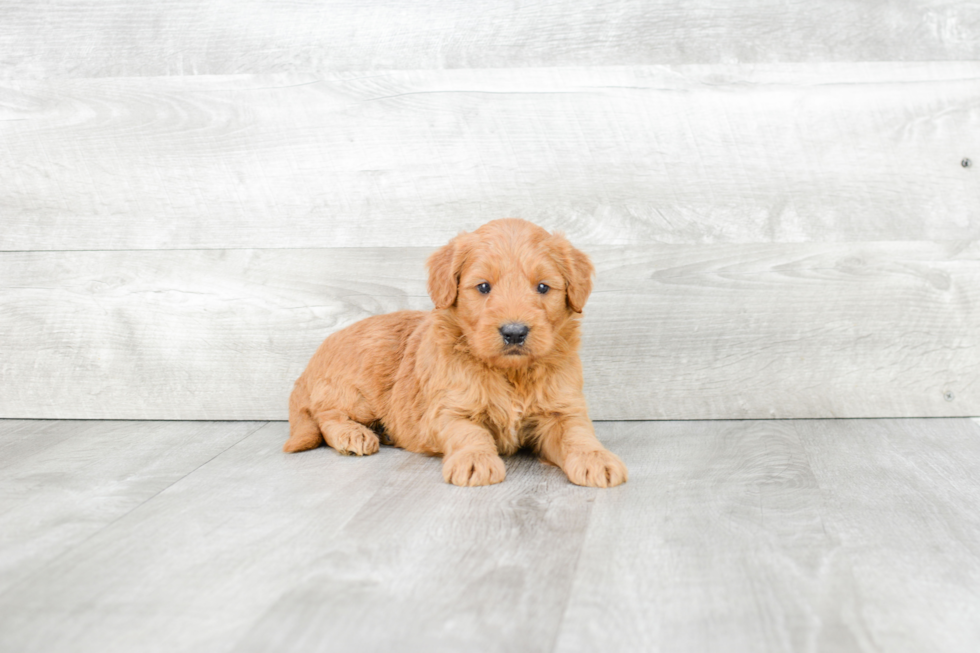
[284,218,628,487]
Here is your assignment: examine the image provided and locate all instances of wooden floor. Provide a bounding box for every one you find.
[1,418,979,653]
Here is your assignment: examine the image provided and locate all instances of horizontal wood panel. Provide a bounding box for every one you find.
[1,242,976,420]
[1,1,979,79]
[2,64,978,251]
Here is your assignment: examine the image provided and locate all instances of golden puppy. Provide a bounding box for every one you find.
[284,218,627,487]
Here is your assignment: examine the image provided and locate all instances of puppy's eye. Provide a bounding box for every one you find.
[477,282,491,294]
[536,283,550,294]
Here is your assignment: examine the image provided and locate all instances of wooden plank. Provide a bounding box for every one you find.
[594,241,980,419]
[0,420,592,653]
[0,419,92,470]
[232,447,593,653]
[792,418,980,653]
[555,420,845,652]
[1,1,978,78]
[0,248,434,420]
[0,419,393,652]
[554,419,980,653]
[0,420,263,596]
[1,241,976,420]
[5,419,978,652]
[2,63,978,251]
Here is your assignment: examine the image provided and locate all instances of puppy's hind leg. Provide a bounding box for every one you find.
[316,409,380,457]
[284,383,324,453]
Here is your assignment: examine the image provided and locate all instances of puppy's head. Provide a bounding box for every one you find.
[427,218,594,368]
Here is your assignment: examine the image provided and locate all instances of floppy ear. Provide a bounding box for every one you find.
[426,233,469,309]
[550,233,594,313]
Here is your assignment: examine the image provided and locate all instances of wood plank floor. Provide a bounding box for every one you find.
[1,418,979,653]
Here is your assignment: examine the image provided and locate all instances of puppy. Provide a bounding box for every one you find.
[284,218,627,487]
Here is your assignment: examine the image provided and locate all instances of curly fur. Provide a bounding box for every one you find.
[285,218,627,487]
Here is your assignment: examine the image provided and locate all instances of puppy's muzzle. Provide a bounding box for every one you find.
[499,323,529,347]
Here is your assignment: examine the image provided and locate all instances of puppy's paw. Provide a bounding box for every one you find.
[331,423,380,456]
[563,449,628,488]
[443,450,506,487]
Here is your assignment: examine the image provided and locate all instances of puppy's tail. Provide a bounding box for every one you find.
[284,380,324,453]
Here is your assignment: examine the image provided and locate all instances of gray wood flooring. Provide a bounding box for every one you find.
[2,418,979,653]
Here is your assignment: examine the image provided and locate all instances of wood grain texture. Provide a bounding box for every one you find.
[554,419,980,653]
[0,420,263,596]
[233,444,593,653]
[0,418,84,470]
[0,420,593,653]
[0,421,405,653]
[555,420,846,652]
[2,419,980,652]
[1,241,976,420]
[793,419,980,652]
[2,63,978,251]
[1,1,979,79]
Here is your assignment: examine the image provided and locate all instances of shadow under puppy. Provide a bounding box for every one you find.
[285,218,627,488]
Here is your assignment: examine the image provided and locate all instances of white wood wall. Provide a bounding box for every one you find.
[1,2,978,420]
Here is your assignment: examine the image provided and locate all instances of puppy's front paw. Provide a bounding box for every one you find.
[443,450,506,487]
[332,423,380,456]
[563,449,628,488]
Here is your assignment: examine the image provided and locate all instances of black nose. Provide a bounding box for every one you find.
[499,323,529,346]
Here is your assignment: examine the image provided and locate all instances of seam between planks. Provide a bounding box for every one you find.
[546,489,599,653]
[0,420,270,603]
[223,448,429,653]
